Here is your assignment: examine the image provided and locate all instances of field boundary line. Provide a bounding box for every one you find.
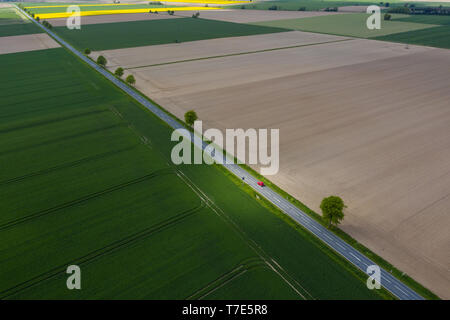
[125,38,354,70]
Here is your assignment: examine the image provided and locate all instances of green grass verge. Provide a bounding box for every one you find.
[52,17,289,50]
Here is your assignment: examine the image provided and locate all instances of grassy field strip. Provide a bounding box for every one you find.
[126,38,353,69]
[175,169,313,300]
[0,126,136,182]
[35,7,222,19]
[0,110,123,155]
[0,201,205,298]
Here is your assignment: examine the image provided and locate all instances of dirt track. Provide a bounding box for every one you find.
[0,33,60,55]
[102,32,450,298]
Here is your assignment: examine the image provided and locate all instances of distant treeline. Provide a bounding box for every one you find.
[389,5,450,15]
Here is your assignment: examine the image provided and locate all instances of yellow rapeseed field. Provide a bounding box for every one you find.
[35,7,223,20]
[25,1,250,9]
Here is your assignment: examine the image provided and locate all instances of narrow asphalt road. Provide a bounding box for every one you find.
[18,6,424,300]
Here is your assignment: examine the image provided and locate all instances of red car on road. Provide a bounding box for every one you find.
[257,181,265,187]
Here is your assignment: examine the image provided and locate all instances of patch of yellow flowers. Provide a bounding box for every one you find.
[35,7,223,20]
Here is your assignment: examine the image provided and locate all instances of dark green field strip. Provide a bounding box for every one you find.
[393,14,450,25]
[0,173,202,295]
[53,17,289,51]
[110,92,382,299]
[0,126,139,183]
[0,21,43,36]
[94,77,383,300]
[28,4,166,14]
[0,94,104,124]
[0,144,168,226]
[0,109,122,154]
[203,266,302,300]
[5,208,261,299]
[1,77,87,99]
[373,25,450,49]
[0,48,113,93]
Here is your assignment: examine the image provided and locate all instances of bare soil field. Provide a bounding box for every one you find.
[0,33,60,54]
[49,12,180,27]
[107,34,450,298]
[174,9,345,23]
[92,31,349,68]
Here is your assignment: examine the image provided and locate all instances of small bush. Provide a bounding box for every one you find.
[115,67,124,78]
[384,13,391,20]
[97,55,107,67]
[84,48,91,55]
[298,7,306,11]
[268,5,278,10]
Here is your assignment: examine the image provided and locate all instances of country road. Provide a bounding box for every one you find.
[17,6,424,300]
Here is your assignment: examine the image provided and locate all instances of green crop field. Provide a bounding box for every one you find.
[0,46,387,299]
[392,14,450,25]
[374,25,450,48]
[0,7,42,36]
[52,17,289,50]
[231,0,450,11]
[25,4,169,14]
[374,15,450,48]
[251,13,436,38]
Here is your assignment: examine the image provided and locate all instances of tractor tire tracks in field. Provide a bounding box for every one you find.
[0,201,206,299]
